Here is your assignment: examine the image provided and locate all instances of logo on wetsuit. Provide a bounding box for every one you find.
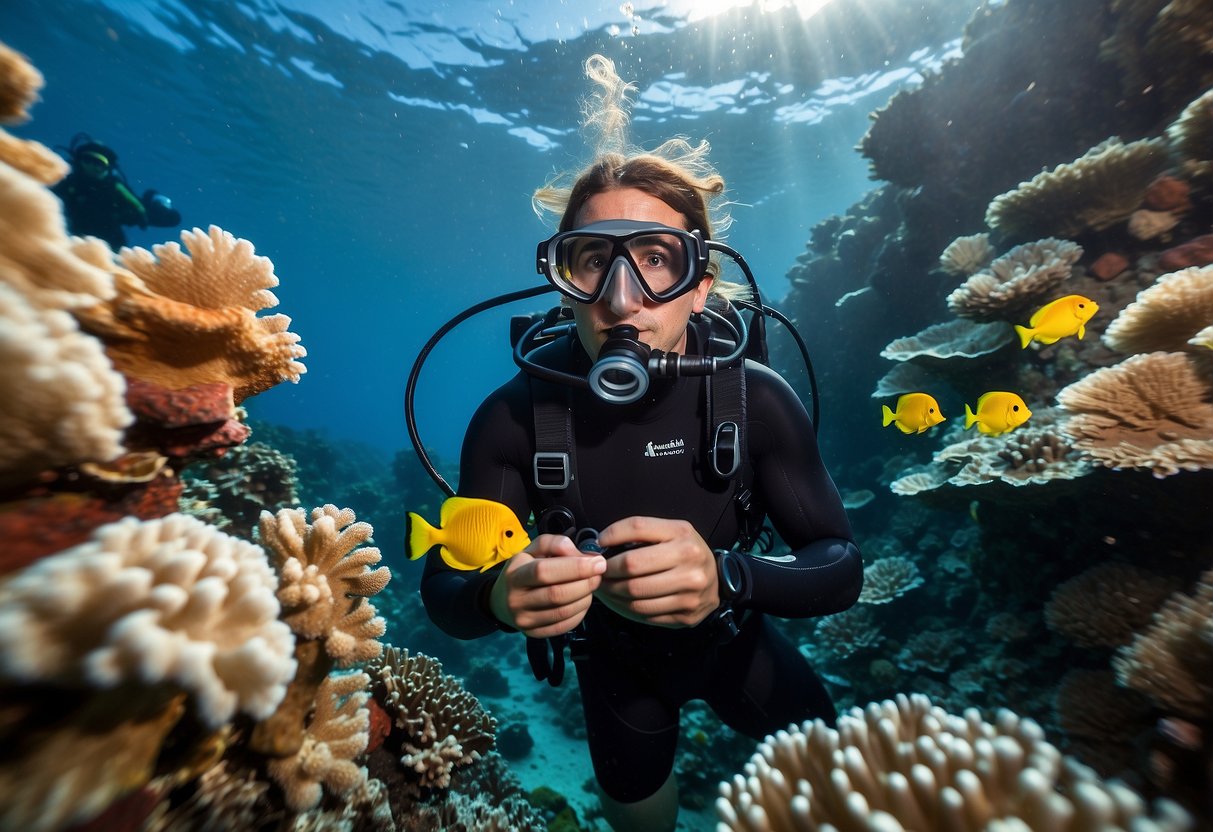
[643,437,685,458]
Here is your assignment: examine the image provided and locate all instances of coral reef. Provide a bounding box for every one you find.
[1167,87,1213,182]
[945,238,1083,322]
[984,138,1170,241]
[938,232,995,277]
[368,646,497,793]
[716,693,1191,831]
[1044,562,1182,649]
[1114,567,1213,721]
[857,556,923,605]
[75,225,308,404]
[1057,352,1213,478]
[880,318,1015,366]
[1102,265,1213,354]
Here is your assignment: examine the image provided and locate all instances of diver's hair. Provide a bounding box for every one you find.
[533,55,748,302]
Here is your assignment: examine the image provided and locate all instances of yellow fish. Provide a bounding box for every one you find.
[407,496,531,572]
[881,392,946,434]
[964,391,1032,436]
[1014,294,1099,348]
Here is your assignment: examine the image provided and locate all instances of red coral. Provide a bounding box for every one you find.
[125,379,235,427]
[1143,175,1191,212]
[366,695,393,754]
[1090,252,1130,281]
[1159,233,1213,272]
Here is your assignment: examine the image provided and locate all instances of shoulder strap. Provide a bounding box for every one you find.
[529,377,587,536]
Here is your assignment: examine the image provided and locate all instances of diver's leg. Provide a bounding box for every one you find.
[574,651,680,831]
[598,769,678,832]
[707,614,837,737]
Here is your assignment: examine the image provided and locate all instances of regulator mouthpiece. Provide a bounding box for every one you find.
[588,325,651,404]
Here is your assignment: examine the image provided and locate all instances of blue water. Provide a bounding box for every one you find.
[5,0,969,463]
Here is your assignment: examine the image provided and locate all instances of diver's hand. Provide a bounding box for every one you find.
[488,533,606,639]
[594,516,719,628]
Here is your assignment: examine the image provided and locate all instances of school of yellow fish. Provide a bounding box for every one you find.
[881,294,1095,437]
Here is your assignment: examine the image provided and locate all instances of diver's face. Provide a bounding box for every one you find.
[78,156,108,180]
[571,188,712,360]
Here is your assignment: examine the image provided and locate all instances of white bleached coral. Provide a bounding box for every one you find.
[1167,88,1213,181]
[0,513,297,727]
[1103,265,1213,355]
[257,504,390,666]
[266,670,371,812]
[945,238,1083,322]
[1058,351,1213,477]
[0,279,131,488]
[716,692,1193,831]
[985,137,1170,239]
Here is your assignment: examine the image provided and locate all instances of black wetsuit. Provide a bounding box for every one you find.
[421,328,862,802]
[52,171,148,249]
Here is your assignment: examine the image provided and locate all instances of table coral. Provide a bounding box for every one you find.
[74,225,307,403]
[716,692,1193,832]
[939,232,995,277]
[858,556,923,605]
[1103,265,1213,354]
[1058,351,1213,477]
[880,318,1016,366]
[985,138,1170,240]
[946,238,1083,322]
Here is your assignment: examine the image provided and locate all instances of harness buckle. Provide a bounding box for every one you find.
[711,420,740,478]
[533,452,571,490]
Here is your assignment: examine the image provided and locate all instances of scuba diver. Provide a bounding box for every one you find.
[51,133,181,249]
[413,56,862,832]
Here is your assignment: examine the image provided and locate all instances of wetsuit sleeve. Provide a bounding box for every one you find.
[113,181,149,228]
[418,374,534,639]
[736,363,862,619]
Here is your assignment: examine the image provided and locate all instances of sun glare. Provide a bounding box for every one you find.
[681,0,838,23]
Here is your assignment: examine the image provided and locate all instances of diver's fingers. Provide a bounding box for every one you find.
[604,564,710,602]
[524,533,582,559]
[514,593,594,638]
[521,552,606,589]
[597,515,690,547]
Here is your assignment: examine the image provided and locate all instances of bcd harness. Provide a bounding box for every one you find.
[523,308,771,686]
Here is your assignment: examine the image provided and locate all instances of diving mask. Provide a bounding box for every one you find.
[536,220,710,304]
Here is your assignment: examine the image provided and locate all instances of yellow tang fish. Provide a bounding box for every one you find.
[881,392,946,434]
[1014,294,1099,348]
[964,391,1032,436]
[407,496,531,572]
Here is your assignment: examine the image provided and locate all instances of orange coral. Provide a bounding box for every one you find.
[75,226,306,403]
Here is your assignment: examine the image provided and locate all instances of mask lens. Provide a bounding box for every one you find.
[545,226,696,302]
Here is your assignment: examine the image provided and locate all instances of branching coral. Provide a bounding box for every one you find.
[1102,265,1213,355]
[946,238,1083,322]
[1114,567,1213,721]
[369,646,496,792]
[880,319,1015,366]
[1057,352,1213,477]
[939,233,995,277]
[74,225,307,403]
[0,42,67,184]
[1167,88,1213,181]
[716,693,1192,831]
[985,138,1170,240]
[252,504,388,757]
[266,670,371,812]
[858,556,923,605]
[0,512,296,725]
[1044,562,1181,649]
